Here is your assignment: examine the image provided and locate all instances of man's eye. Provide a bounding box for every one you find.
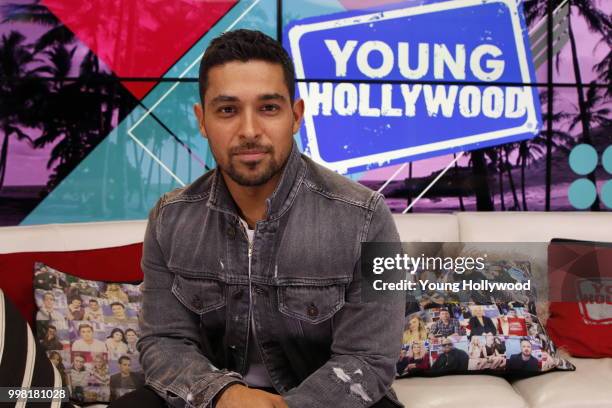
[261,104,280,112]
[218,106,236,115]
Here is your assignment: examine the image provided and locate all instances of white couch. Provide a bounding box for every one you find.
[2,212,611,408]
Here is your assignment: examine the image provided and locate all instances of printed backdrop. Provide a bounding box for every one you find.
[0,0,610,226]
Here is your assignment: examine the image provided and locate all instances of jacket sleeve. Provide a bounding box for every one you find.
[282,194,404,408]
[137,198,245,408]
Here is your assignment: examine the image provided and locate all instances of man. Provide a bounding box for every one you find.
[39,324,63,350]
[113,29,403,408]
[429,308,463,338]
[34,265,67,291]
[67,297,85,321]
[430,337,469,373]
[68,281,100,298]
[507,339,539,372]
[36,292,66,330]
[72,323,107,353]
[105,302,137,324]
[110,356,145,401]
[70,353,89,401]
[84,299,104,322]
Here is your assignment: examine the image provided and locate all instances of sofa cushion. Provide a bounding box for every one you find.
[393,214,460,242]
[512,357,612,408]
[393,374,527,408]
[457,212,612,242]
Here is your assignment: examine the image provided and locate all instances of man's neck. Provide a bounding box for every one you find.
[222,171,282,228]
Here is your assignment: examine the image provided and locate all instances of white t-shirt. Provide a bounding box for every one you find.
[72,338,107,353]
[240,219,273,388]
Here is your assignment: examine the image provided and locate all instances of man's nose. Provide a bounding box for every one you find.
[238,108,263,139]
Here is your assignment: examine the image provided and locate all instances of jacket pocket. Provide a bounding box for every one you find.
[277,284,345,324]
[171,274,226,314]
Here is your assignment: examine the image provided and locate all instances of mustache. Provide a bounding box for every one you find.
[229,142,274,155]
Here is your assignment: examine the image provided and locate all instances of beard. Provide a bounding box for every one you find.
[221,141,286,187]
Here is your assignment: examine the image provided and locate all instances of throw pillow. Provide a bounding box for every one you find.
[33,262,143,404]
[547,239,612,357]
[396,260,574,378]
[0,242,143,327]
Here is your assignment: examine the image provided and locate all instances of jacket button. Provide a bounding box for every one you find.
[307,304,319,318]
[233,289,244,299]
[192,295,203,310]
[227,225,236,239]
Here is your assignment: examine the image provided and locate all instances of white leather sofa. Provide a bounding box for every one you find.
[2,212,611,408]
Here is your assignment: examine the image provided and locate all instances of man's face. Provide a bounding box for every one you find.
[119,359,131,375]
[71,299,82,308]
[80,327,93,342]
[43,295,54,309]
[440,310,450,322]
[126,331,138,343]
[194,60,304,187]
[521,341,532,357]
[442,340,453,354]
[89,301,99,311]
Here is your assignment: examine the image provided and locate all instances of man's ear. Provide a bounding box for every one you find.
[193,102,207,139]
[291,98,305,134]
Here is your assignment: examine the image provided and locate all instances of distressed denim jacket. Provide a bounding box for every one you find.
[138,143,405,408]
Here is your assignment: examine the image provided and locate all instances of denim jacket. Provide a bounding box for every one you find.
[137,143,405,408]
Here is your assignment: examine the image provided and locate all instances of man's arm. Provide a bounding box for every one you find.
[282,194,404,408]
[137,198,245,408]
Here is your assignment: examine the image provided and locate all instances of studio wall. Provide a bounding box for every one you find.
[0,0,610,226]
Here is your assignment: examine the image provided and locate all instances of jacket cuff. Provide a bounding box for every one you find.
[187,371,245,408]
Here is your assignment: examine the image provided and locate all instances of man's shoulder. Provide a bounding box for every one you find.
[158,170,215,209]
[301,154,380,211]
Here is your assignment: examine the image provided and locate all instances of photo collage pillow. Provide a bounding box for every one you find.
[33,262,144,403]
[397,260,575,377]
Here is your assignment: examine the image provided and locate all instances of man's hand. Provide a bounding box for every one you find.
[216,384,288,408]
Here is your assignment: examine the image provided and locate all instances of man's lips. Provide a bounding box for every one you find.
[233,149,269,161]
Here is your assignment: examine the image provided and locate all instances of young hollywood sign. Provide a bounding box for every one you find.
[285,0,542,174]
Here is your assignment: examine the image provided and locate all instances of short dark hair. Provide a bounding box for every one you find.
[198,29,296,103]
[110,302,125,309]
[78,323,93,333]
[118,355,131,365]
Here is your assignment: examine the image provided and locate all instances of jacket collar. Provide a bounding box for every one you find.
[207,141,305,221]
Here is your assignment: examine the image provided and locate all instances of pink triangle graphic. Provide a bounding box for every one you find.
[42,0,237,99]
